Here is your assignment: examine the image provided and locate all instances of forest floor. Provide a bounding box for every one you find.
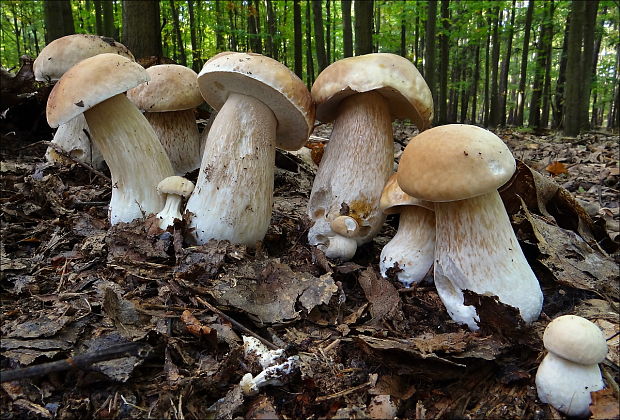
[1,65,619,419]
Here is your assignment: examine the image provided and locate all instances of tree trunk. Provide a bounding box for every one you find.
[563,0,586,136]
[169,0,186,66]
[247,1,262,53]
[553,9,571,128]
[188,0,201,71]
[438,0,450,125]
[10,3,21,57]
[400,1,407,57]
[354,0,373,55]
[326,0,331,63]
[487,5,501,128]
[102,0,115,37]
[579,0,599,130]
[424,1,437,116]
[374,0,381,52]
[590,8,605,127]
[214,0,225,51]
[498,1,515,126]
[122,0,161,59]
[342,0,353,57]
[529,1,554,129]
[515,0,535,126]
[43,0,75,44]
[483,13,491,127]
[265,0,277,59]
[94,0,103,35]
[227,3,238,51]
[540,1,555,129]
[293,0,303,79]
[305,0,315,88]
[312,0,328,72]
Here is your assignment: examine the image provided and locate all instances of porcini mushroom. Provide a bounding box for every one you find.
[127,64,204,175]
[46,53,174,225]
[536,315,608,417]
[34,34,134,169]
[397,124,542,330]
[184,52,314,246]
[156,176,195,229]
[379,174,435,287]
[307,53,433,260]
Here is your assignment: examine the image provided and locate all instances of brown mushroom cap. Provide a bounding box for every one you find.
[46,53,149,128]
[197,51,315,151]
[157,176,195,197]
[380,173,433,214]
[127,64,203,112]
[311,53,433,130]
[397,124,516,202]
[543,315,608,365]
[33,34,134,82]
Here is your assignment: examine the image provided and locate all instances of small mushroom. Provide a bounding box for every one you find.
[34,34,135,169]
[127,64,204,175]
[397,124,542,330]
[46,53,174,225]
[185,52,314,246]
[379,174,435,287]
[536,315,608,417]
[308,53,433,260]
[156,176,195,229]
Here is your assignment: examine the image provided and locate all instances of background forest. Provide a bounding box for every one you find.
[1,0,618,137]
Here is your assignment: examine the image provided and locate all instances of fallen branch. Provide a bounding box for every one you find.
[0,342,146,383]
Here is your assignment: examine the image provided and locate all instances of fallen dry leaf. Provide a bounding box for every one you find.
[545,161,568,176]
[590,388,620,419]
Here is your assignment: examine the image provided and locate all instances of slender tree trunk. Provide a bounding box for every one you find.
[579,0,599,130]
[400,1,407,57]
[354,0,373,55]
[437,0,450,124]
[424,1,437,116]
[43,0,75,43]
[122,0,161,59]
[326,0,331,63]
[254,0,263,52]
[540,2,555,129]
[265,0,278,59]
[10,3,21,57]
[188,0,201,71]
[563,0,586,136]
[227,3,237,51]
[470,12,482,124]
[553,9,571,128]
[460,46,472,123]
[608,43,620,128]
[102,0,115,37]
[214,0,225,51]
[374,0,381,52]
[530,1,554,129]
[94,0,103,35]
[488,5,501,128]
[305,0,315,88]
[312,0,328,72]
[342,0,353,57]
[414,1,420,65]
[515,0,535,126]
[590,8,605,127]
[247,1,261,53]
[498,1,515,126]
[293,0,303,78]
[169,0,186,66]
[483,13,491,127]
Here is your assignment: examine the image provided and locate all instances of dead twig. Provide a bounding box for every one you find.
[29,140,111,183]
[0,342,147,383]
[195,296,278,350]
[314,379,373,402]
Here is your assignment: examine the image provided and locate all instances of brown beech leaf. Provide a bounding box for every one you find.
[545,161,568,176]
[590,388,620,419]
[180,310,217,340]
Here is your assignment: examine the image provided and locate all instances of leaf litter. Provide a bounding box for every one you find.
[1,69,618,419]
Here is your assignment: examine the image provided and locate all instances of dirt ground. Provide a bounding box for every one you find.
[1,62,619,419]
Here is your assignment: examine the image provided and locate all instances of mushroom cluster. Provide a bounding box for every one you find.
[396,124,543,329]
[536,315,608,417]
[34,34,135,169]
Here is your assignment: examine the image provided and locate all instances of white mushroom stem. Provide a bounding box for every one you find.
[535,352,604,417]
[84,94,174,224]
[45,113,104,169]
[433,191,543,330]
[308,91,393,260]
[156,194,183,229]
[239,355,299,396]
[243,336,285,370]
[380,206,435,287]
[185,92,277,246]
[145,110,201,176]
[323,234,358,260]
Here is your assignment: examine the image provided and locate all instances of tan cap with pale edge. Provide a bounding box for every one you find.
[397,124,516,202]
[34,34,134,82]
[197,52,315,151]
[380,173,433,214]
[311,53,433,130]
[127,64,203,112]
[157,176,195,197]
[46,53,149,128]
[543,315,608,365]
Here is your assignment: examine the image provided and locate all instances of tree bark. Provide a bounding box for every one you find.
[483,13,491,126]
[214,0,225,51]
[266,0,278,59]
[312,0,328,72]
[487,5,501,128]
[326,0,331,63]
[498,1,515,126]
[94,0,103,35]
[424,1,437,116]
[169,0,186,66]
[293,0,303,78]
[354,0,373,55]
[305,0,315,88]
[540,1,555,128]
[563,0,586,136]
[43,0,75,44]
[102,0,115,37]
[247,1,262,53]
[342,0,353,57]
[400,0,407,57]
[579,0,599,130]
[438,0,450,124]
[529,1,554,129]
[589,8,605,127]
[553,9,571,128]
[122,0,161,59]
[188,0,201,71]
[514,0,535,126]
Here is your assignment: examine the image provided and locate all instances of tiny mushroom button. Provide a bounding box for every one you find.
[127,65,204,176]
[397,124,542,330]
[184,52,314,247]
[46,53,174,225]
[307,53,433,261]
[156,176,195,229]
